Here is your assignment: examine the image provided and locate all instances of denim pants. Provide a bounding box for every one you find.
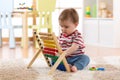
[52,54,90,71]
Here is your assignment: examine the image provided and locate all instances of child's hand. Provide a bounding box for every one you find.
[64,51,69,56]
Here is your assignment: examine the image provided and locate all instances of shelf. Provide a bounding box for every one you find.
[84,18,113,20]
[84,0,113,19]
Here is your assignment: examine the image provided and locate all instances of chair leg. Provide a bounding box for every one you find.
[27,49,42,68]
[9,28,15,48]
[33,29,36,47]
[21,12,28,48]
[8,14,15,48]
[0,29,2,47]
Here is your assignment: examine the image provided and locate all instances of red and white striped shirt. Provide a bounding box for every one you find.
[59,30,85,57]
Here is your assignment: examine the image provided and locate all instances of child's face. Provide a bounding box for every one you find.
[59,20,78,36]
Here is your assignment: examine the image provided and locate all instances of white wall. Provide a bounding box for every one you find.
[113,0,120,48]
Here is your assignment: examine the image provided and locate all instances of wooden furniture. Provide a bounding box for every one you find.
[12,11,30,49]
[27,30,70,74]
[5,0,37,49]
[0,0,15,48]
[12,4,37,49]
[35,0,56,32]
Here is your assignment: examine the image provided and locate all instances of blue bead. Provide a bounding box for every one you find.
[97,68,105,71]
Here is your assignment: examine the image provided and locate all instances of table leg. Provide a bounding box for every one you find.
[0,29,2,47]
[22,12,28,49]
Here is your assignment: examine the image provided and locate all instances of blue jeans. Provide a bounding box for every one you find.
[52,54,90,71]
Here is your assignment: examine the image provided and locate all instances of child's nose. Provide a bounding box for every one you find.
[62,28,65,32]
[61,28,64,31]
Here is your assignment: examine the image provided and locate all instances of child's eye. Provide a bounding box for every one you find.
[60,25,69,29]
[64,26,69,28]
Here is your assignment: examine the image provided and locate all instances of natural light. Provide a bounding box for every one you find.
[3,0,83,37]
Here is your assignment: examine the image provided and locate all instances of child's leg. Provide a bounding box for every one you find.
[67,54,90,70]
[51,54,90,71]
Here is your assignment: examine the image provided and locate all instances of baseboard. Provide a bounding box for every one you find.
[2,37,33,42]
[85,43,120,48]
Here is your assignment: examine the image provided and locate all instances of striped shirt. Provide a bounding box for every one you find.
[59,30,85,57]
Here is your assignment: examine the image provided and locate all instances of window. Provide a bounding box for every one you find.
[8,0,83,38]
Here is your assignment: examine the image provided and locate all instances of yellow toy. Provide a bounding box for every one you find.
[85,6,91,18]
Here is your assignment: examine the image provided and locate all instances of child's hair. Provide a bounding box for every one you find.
[59,8,79,24]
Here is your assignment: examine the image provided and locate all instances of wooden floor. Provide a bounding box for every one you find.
[0,43,36,59]
[85,45,120,57]
[0,43,120,59]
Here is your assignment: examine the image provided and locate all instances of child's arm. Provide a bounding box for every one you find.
[64,43,79,56]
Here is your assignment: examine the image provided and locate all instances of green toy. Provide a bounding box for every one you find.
[85,6,91,17]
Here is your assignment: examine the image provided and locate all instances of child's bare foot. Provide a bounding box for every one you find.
[71,66,78,72]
